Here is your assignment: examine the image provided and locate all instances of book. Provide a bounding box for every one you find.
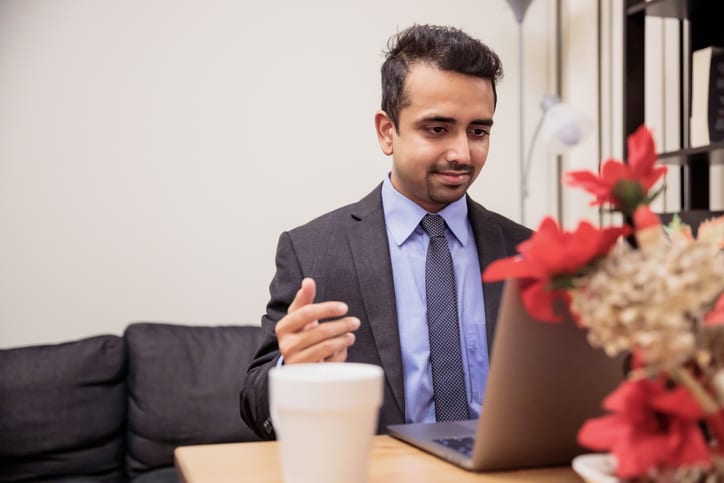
[690,46,724,147]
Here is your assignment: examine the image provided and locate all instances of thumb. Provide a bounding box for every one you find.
[288,277,316,313]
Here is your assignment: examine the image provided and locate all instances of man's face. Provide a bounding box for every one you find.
[375,63,495,213]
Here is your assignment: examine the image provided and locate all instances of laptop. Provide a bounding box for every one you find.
[387,278,625,471]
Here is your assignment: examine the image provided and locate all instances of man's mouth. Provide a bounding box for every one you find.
[432,169,472,185]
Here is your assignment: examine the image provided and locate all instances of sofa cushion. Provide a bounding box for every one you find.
[130,467,179,483]
[124,323,263,476]
[0,335,126,482]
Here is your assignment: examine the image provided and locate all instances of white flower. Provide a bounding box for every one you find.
[570,236,724,371]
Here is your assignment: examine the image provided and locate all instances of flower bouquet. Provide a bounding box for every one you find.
[483,126,724,482]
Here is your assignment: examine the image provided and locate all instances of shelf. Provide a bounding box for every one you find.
[627,0,689,19]
[658,210,724,234]
[658,142,724,166]
[628,1,724,50]
[625,0,723,210]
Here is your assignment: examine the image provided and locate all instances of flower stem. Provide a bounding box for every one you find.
[669,366,719,414]
[669,366,724,447]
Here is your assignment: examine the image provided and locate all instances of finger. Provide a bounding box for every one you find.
[325,347,348,363]
[285,331,356,364]
[302,320,319,331]
[279,317,359,356]
[288,278,316,313]
[276,301,349,335]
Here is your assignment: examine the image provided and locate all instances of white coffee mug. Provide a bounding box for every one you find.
[269,362,384,483]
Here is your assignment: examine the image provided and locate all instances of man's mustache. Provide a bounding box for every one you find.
[430,162,474,174]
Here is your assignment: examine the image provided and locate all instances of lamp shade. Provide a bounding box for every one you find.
[505,0,535,23]
[538,94,593,154]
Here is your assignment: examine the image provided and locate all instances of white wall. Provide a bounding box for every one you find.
[1,0,568,348]
[558,0,602,228]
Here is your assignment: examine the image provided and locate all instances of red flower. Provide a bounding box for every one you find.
[632,205,661,231]
[483,217,626,323]
[632,205,665,248]
[578,378,711,479]
[565,125,667,214]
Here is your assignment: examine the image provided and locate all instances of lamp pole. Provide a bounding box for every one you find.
[554,0,564,224]
[505,0,535,225]
[519,17,527,225]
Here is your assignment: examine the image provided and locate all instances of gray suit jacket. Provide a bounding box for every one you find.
[240,184,532,439]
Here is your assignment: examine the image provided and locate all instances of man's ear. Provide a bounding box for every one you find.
[374,110,395,156]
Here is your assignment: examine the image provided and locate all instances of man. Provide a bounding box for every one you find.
[240,24,531,439]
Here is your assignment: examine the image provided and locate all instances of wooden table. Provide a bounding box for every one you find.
[174,435,583,482]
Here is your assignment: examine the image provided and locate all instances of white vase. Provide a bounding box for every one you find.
[572,454,620,483]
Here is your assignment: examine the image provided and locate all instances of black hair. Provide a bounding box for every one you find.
[380,24,503,130]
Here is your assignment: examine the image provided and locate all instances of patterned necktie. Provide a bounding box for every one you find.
[420,214,470,422]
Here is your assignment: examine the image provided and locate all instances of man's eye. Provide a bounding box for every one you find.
[470,128,489,137]
[428,126,446,135]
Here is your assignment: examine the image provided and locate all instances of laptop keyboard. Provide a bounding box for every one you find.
[433,436,475,458]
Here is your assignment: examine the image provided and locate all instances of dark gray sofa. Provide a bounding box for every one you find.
[0,322,264,482]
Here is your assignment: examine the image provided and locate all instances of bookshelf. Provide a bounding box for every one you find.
[623,0,724,211]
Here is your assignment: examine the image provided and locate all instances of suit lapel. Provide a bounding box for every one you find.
[467,197,509,352]
[346,186,405,417]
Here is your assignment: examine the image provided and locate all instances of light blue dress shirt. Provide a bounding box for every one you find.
[381,175,489,423]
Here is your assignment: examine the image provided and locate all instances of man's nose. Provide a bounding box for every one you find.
[446,131,472,164]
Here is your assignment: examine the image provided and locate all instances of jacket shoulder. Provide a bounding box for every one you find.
[286,185,383,238]
[467,197,532,246]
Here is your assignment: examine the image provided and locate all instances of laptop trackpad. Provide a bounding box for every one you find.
[388,419,478,439]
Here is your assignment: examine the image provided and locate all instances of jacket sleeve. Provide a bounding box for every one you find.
[239,231,303,440]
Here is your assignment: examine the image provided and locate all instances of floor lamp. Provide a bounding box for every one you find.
[505,0,591,226]
[523,95,592,224]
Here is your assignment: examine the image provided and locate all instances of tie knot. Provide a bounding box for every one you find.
[421,214,446,238]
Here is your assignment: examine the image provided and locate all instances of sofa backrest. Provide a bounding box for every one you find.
[0,323,264,482]
[0,335,126,482]
[124,323,264,477]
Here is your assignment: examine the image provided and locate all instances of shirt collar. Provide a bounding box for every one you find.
[381,174,469,247]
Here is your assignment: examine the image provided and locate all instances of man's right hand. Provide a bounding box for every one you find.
[275,278,360,364]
